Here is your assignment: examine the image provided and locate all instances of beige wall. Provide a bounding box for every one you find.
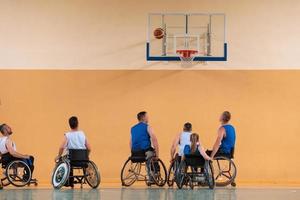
[0,0,300,69]
[0,70,300,185]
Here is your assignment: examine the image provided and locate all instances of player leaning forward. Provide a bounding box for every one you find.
[0,123,36,188]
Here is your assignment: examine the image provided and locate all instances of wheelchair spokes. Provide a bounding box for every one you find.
[121,159,140,186]
[85,161,101,188]
[52,162,70,189]
[213,156,237,187]
[6,161,32,187]
[148,158,167,187]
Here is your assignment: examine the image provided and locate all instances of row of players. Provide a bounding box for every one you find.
[0,111,236,187]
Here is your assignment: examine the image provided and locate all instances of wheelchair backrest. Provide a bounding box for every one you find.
[184,154,205,167]
[68,149,89,161]
[230,148,235,159]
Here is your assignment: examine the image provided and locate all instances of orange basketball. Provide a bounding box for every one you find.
[153,28,165,39]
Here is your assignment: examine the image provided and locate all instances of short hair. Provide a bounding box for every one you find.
[137,111,147,121]
[222,111,231,123]
[0,124,6,134]
[69,116,78,129]
[183,122,192,132]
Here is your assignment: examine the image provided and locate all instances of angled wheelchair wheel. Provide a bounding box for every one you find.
[85,161,101,189]
[212,156,237,187]
[204,161,215,189]
[148,158,167,187]
[6,160,32,187]
[121,159,141,187]
[51,161,70,189]
[167,161,175,187]
[175,161,187,189]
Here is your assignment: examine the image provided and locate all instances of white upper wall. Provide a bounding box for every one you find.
[0,0,300,69]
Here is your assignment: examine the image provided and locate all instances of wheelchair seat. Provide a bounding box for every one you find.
[216,148,235,159]
[184,154,205,167]
[130,150,146,163]
[68,149,89,168]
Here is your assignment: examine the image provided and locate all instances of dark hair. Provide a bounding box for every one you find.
[137,111,147,121]
[183,122,192,132]
[0,124,6,134]
[69,116,78,129]
[222,111,231,123]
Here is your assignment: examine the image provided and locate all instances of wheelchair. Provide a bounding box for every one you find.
[0,155,37,188]
[175,154,215,189]
[211,148,237,187]
[51,149,101,189]
[120,150,167,187]
[167,153,181,187]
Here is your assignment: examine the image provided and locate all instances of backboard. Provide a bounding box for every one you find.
[146,13,227,62]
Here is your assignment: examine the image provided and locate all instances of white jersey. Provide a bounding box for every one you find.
[0,136,16,154]
[178,131,191,156]
[65,130,87,150]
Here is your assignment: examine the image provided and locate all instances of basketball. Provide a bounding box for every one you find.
[153,28,165,39]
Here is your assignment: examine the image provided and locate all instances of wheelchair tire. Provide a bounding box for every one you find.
[175,161,186,189]
[205,161,215,189]
[167,161,175,187]
[213,156,237,187]
[6,160,32,187]
[120,158,139,187]
[148,158,167,187]
[51,161,70,189]
[85,161,101,189]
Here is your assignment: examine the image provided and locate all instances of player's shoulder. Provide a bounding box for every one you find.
[78,130,86,136]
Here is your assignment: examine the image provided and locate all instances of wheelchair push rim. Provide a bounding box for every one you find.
[148,158,167,187]
[84,161,101,188]
[121,158,141,187]
[6,160,32,187]
[213,156,237,187]
[51,161,70,189]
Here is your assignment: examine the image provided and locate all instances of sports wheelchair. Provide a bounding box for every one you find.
[175,154,215,189]
[121,150,167,187]
[51,149,100,189]
[211,148,237,187]
[0,154,37,189]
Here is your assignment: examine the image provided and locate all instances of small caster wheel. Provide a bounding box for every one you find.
[231,182,236,187]
[146,181,153,186]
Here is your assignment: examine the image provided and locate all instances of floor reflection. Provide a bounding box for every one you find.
[0,187,299,200]
[119,188,236,200]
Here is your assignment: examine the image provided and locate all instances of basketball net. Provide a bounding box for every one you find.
[176,50,198,67]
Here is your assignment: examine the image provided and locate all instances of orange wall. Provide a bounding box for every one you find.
[0,70,300,185]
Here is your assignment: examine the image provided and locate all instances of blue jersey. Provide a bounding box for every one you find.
[184,144,200,155]
[220,124,236,153]
[131,122,151,151]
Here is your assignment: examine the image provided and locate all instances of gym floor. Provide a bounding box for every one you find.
[0,188,299,200]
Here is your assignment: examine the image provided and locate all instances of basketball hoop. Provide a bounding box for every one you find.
[176,50,198,66]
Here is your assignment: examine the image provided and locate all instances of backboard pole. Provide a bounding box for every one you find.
[207,14,212,56]
[162,15,167,56]
[185,14,189,48]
